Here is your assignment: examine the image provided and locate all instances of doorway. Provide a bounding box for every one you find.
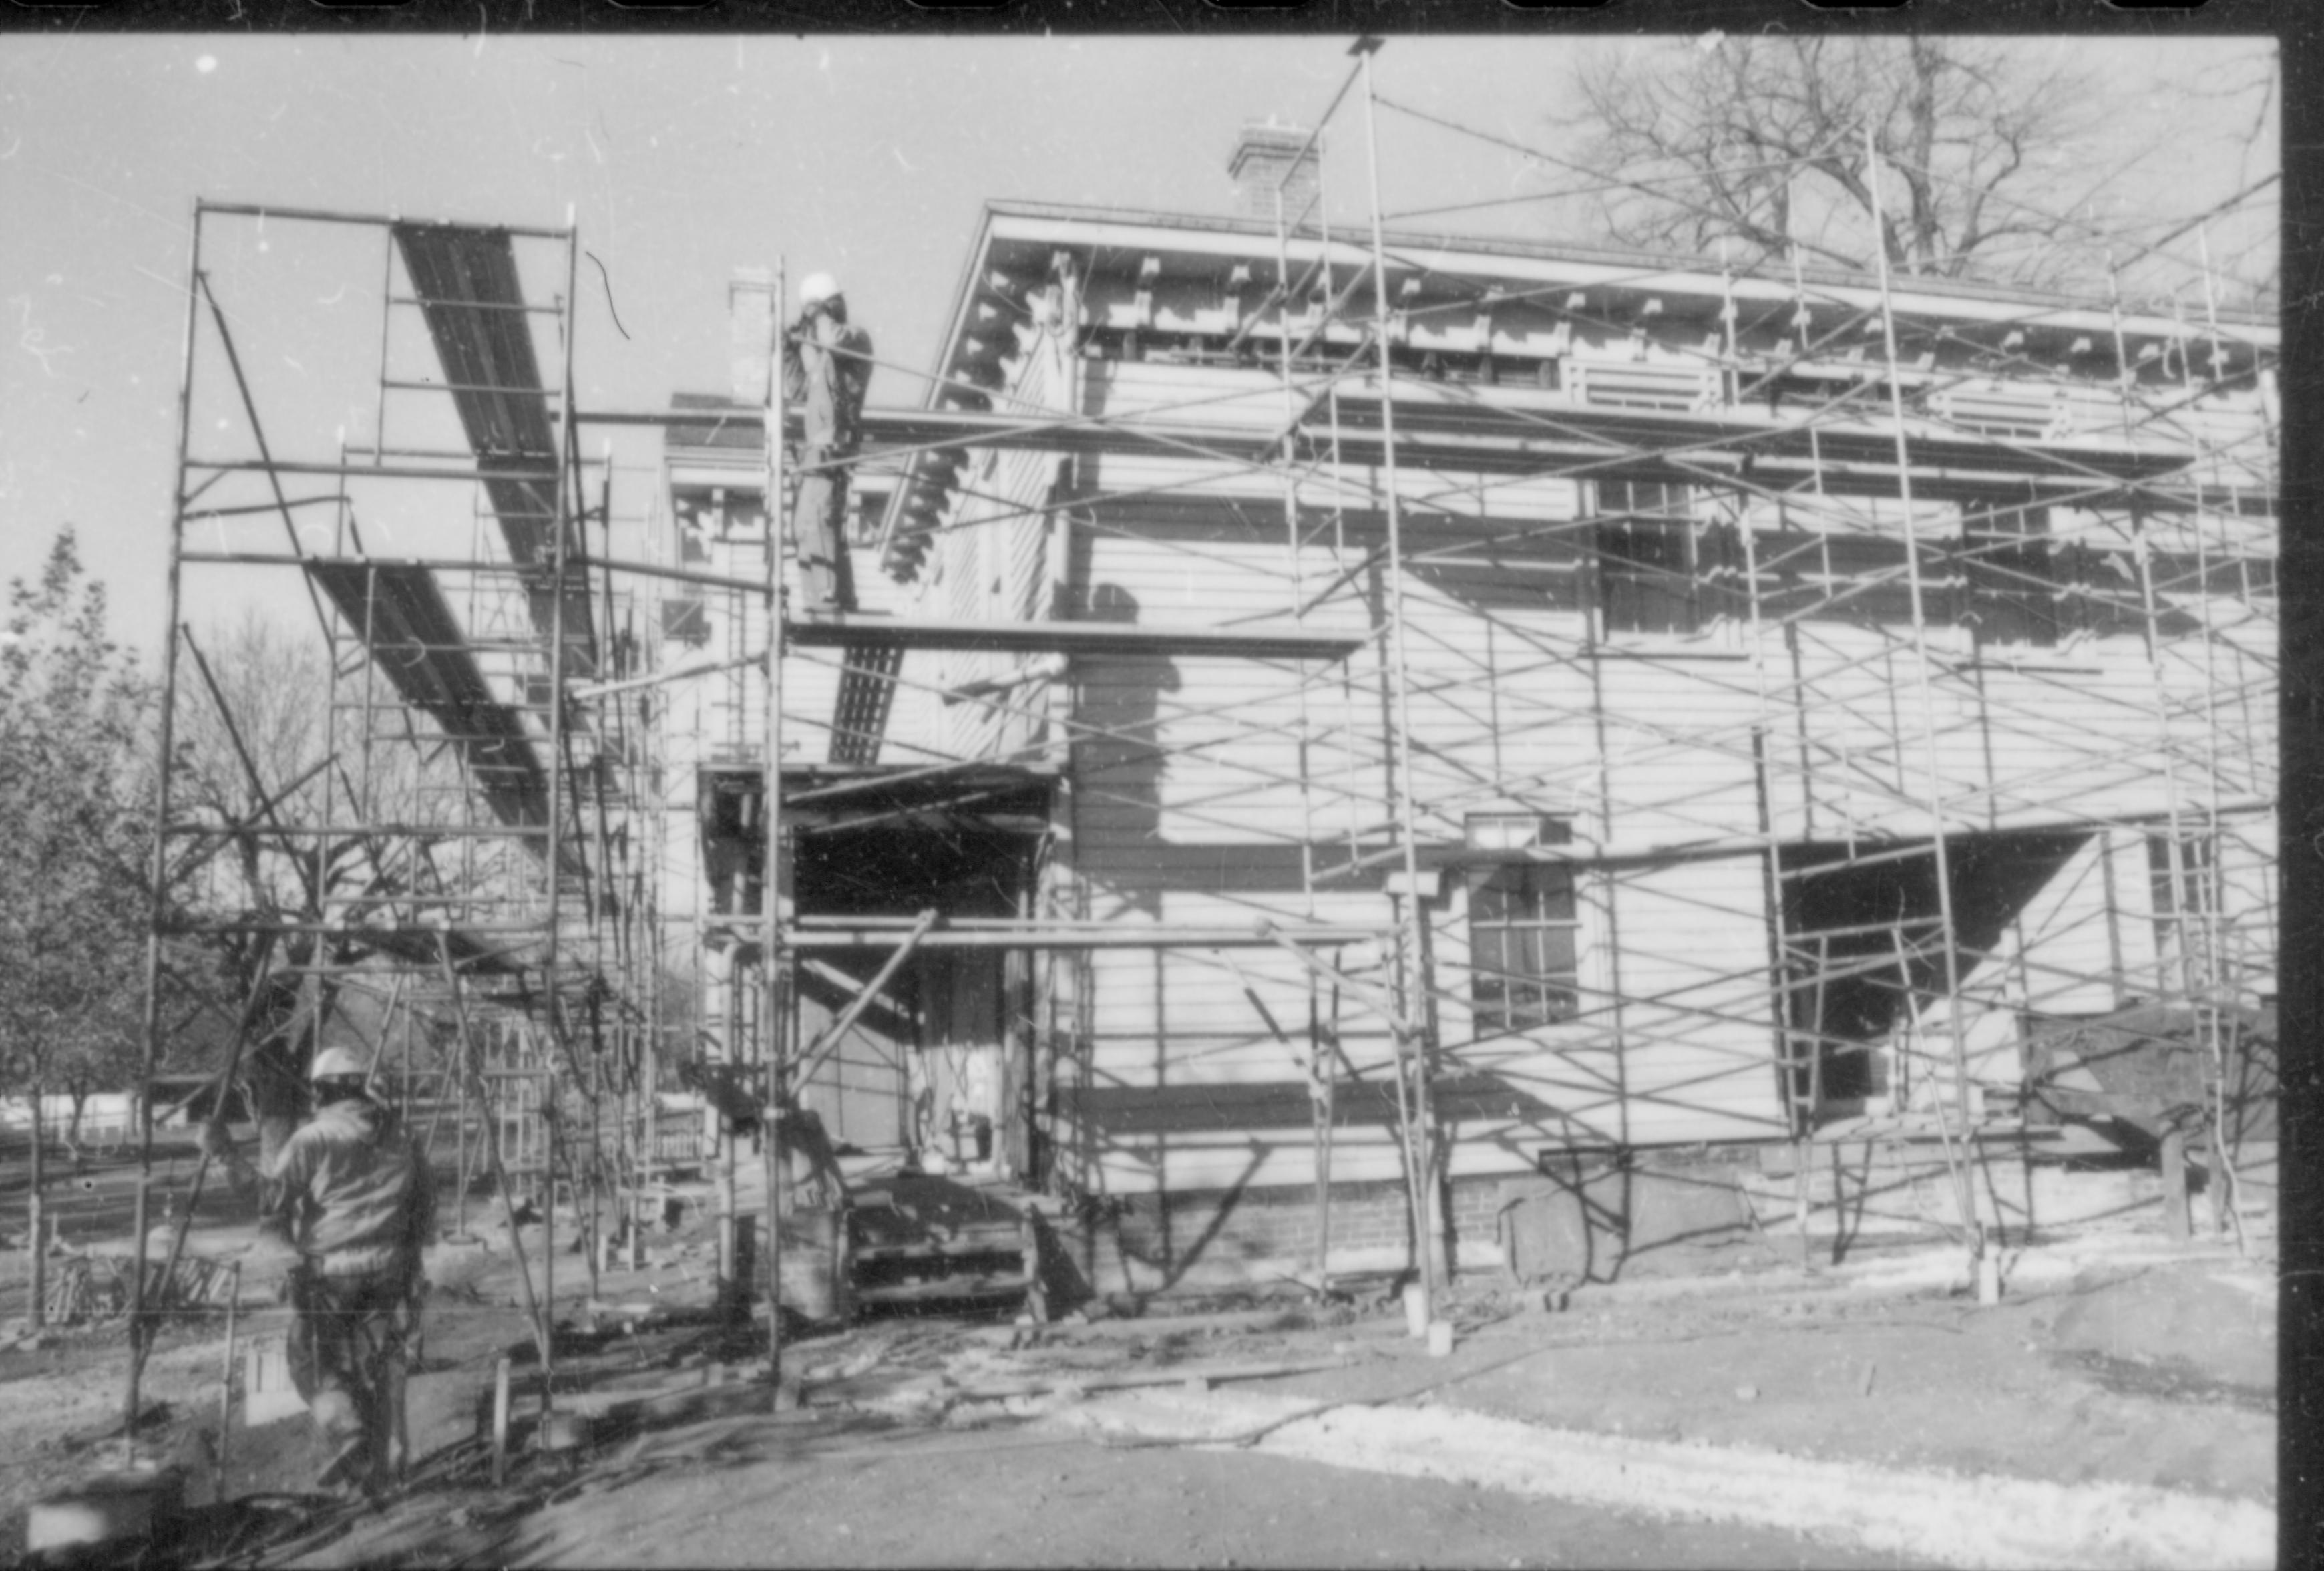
[778,769,1048,1176]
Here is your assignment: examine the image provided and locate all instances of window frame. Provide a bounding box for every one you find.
[1592,480,1737,639]
[2145,830,2220,997]
[1465,824,1583,1037]
[1959,499,2063,649]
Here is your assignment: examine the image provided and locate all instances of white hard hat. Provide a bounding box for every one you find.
[799,272,842,307]
[311,1046,367,1082]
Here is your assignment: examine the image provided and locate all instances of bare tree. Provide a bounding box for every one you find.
[1564,35,2245,293]
[172,612,477,1164]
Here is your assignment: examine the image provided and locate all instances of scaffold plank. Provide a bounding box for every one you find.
[784,615,1362,661]
[305,559,550,831]
[393,221,598,675]
[779,923,1382,950]
[828,644,904,765]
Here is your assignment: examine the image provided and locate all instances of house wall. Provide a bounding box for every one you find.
[656,454,946,1077]
[747,220,2279,1283]
[1039,349,1805,1208]
[1011,332,2273,1211]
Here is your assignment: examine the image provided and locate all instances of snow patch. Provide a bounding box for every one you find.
[1071,1388,2273,1571]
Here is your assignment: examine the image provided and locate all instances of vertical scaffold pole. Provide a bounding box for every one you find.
[534,212,584,1411]
[2104,260,2196,1013]
[1861,128,1983,1268]
[126,199,207,1461]
[1270,137,1336,1302]
[2190,225,2249,1251]
[763,260,792,1394]
[1734,232,1819,1258]
[1354,35,1445,1302]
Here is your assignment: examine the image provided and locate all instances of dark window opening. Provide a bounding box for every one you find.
[1782,830,2091,1111]
[1595,480,1735,635]
[660,596,709,647]
[1961,502,2059,648]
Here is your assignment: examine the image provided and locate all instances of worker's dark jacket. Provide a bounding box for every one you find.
[265,1098,435,1280]
[782,317,874,454]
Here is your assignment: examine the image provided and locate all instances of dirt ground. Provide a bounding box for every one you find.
[0,1142,2281,1569]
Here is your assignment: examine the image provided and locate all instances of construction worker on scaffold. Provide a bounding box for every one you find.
[783,271,874,617]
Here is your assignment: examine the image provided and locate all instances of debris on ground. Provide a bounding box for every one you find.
[40,1254,239,1327]
[0,1164,2276,1570]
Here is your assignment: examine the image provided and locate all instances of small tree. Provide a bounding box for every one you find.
[0,532,156,1323]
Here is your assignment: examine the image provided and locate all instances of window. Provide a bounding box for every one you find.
[845,487,886,547]
[660,597,710,647]
[1469,852,1581,1035]
[672,484,765,550]
[1595,480,1734,635]
[1961,501,2059,647]
[2146,832,2218,996]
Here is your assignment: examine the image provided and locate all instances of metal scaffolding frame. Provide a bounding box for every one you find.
[115,46,2275,1447]
[624,59,2273,1363]
[124,202,671,1445]
[678,39,2274,1317]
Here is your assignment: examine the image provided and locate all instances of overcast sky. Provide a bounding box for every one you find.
[0,33,2277,660]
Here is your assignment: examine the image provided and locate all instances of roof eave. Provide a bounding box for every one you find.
[973,199,2278,351]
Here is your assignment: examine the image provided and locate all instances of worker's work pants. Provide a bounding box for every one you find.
[288,1266,416,1496]
[790,451,856,613]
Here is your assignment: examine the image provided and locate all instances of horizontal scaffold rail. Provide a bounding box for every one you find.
[196,200,572,240]
[161,821,552,839]
[777,921,1387,951]
[784,615,1362,661]
[597,385,2260,513]
[181,551,773,598]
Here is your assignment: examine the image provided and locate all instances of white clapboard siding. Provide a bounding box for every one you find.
[2138,393,2273,492]
[2218,814,2279,996]
[910,341,2276,1201]
[1056,839,1790,1202]
[1084,361,1290,429]
[1421,470,1586,523]
[1591,856,1787,1144]
[1079,359,1302,514]
[920,310,1080,762]
[1078,1126,1405,1196]
[1076,1107,1682,1196]
[1589,659,1770,845]
[2072,818,2271,1007]
[2004,832,2135,1017]
[938,444,1068,761]
[1766,621,2012,840]
[1967,645,2173,825]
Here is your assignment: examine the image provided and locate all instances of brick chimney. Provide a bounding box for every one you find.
[1228,120,1322,224]
[729,267,775,407]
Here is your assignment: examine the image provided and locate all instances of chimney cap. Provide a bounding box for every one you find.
[1228,120,1322,176]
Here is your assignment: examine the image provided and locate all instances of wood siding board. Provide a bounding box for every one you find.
[857,327,2271,1192]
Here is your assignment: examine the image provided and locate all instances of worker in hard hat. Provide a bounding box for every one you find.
[781,271,874,615]
[204,1045,435,1496]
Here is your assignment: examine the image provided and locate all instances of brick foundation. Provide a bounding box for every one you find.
[1033,1175,1510,1300]
[1022,1139,2273,1303]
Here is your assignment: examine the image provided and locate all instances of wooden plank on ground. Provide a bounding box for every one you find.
[948,1355,1350,1401]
